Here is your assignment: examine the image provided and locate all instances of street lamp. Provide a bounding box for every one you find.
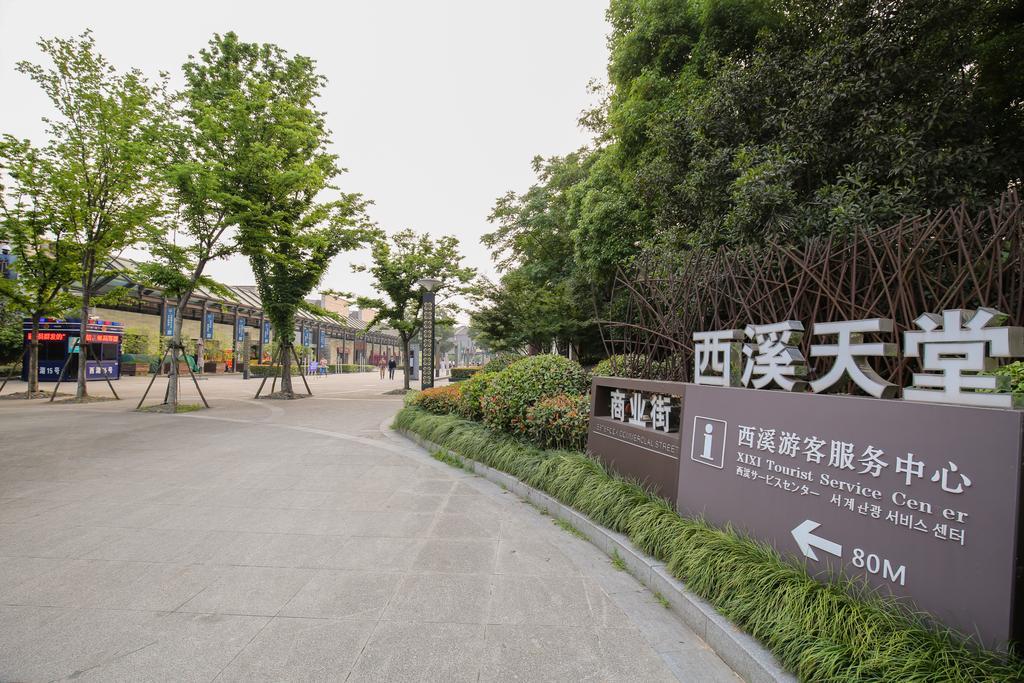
[415,278,441,390]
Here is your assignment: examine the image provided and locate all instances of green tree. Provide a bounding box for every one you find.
[646,0,1024,246]
[185,33,371,397]
[353,229,475,390]
[470,270,583,355]
[15,31,169,400]
[0,137,81,395]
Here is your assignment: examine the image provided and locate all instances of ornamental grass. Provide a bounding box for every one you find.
[394,406,1024,683]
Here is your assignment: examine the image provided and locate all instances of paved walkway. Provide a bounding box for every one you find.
[0,373,737,681]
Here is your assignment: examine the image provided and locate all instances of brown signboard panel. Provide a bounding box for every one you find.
[677,384,1024,649]
[587,377,685,502]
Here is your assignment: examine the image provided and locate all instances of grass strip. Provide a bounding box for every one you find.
[395,406,1024,682]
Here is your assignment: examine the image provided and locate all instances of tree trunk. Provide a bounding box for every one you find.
[280,343,294,396]
[75,290,90,400]
[401,336,410,391]
[166,290,193,409]
[28,313,40,395]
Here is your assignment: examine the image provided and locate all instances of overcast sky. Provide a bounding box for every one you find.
[0,0,608,314]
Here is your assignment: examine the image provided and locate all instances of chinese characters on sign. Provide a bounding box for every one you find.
[677,384,1023,648]
[693,308,1023,407]
[609,389,677,433]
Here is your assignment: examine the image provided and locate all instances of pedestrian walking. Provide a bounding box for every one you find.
[378,356,387,379]
[387,356,396,380]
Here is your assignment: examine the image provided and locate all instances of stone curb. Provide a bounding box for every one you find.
[395,427,796,683]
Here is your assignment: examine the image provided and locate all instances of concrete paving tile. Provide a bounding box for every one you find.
[596,627,687,682]
[209,532,346,568]
[479,624,606,683]
[348,621,485,683]
[323,536,424,571]
[383,492,447,513]
[429,512,502,539]
[412,538,498,574]
[487,575,627,627]
[78,611,270,682]
[0,496,72,524]
[495,537,582,576]
[0,555,67,595]
[660,643,744,682]
[2,558,217,611]
[400,478,458,495]
[440,493,508,516]
[0,523,123,559]
[81,528,226,564]
[0,605,156,682]
[343,510,435,537]
[605,584,704,653]
[147,504,246,531]
[279,569,402,619]
[217,616,375,682]
[319,489,392,511]
[383,573,492,623]
[179,565,315,616]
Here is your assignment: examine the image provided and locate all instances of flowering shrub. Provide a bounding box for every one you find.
[481,355,590,435]
[524,393,590,450]
[481,354,523,373]
[456,371,497,421]
[411,385,462,415]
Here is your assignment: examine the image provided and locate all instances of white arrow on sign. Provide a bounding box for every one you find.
[791,520,842,561]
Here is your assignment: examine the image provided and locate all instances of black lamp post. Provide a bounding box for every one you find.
[416,277,441,390]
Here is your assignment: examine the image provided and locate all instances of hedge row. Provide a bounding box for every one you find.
[394,406,1024,683]
[407,355,590,450]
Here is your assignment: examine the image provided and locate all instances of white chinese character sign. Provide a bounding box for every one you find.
[691,309,1023,407]
[903,308,1024,408]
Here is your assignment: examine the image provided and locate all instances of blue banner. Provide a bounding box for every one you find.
[319,330,326,349]
[163,305,176,336]
[204,312,215,340]
[262,321,271,344]
[302,328,311,347]
[236,317,246,342]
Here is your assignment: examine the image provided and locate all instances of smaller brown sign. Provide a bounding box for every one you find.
[586,377,685,501]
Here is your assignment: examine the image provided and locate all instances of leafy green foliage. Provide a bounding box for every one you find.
[524,393,590,451]
[480,354,523,373]
[354,229,476,390]
[481,355,590,435]
[593,354,655,378]
[449,366,480,382]
[455,370,497,421]
[992,361,1024,395]
[0,305,23,364]
[396,407,1024,682]
[7,31,168,398]
[410,385,461,415]
[184,33,371,395]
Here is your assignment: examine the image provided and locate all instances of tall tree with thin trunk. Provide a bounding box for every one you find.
[15,31,169,400]
[353,229,475,391]
[0,137,80,396]
[186,33,370,397]
[134,53,245,410]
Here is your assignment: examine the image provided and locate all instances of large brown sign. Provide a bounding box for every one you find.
[587,377,685,502]
[677,384,1024,649]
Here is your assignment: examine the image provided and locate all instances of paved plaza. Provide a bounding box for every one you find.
[0,373,737,682]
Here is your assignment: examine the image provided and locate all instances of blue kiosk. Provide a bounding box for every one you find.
[21,317,124,382]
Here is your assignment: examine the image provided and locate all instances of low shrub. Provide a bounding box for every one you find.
[456,370,497,421]
[524,393,590,451]
[481,354,590,435]
[481,354,523,373]
[594,354,656,378]
[394,407,1024,683]
[414,385,462,415]
[992,360,1024,394]
[450,366,480,382]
